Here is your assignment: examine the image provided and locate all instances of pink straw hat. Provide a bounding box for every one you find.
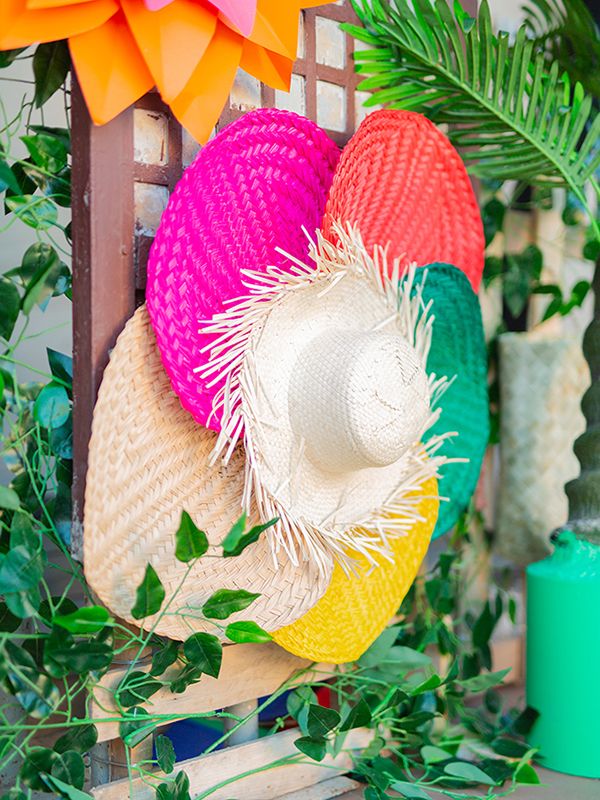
[146,109,340,430]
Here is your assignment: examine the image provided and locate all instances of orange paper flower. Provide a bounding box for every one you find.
[0,0,332,142]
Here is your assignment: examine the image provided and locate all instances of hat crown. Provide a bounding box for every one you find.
[289,330,430,473]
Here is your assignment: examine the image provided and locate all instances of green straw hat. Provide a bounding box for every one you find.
[413,263,488,538]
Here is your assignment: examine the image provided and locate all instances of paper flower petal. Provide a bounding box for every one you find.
[121,0,216,103]
[170,21,242,144]
[1,0,117,48]
[69,9,153,124]
[213,0,256,37]
[143,0,172,9]
[249,0,303,60]
[27,0,98,8]
[240,40,292,92]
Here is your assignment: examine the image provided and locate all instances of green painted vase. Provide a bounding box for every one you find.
[526,530,600,778]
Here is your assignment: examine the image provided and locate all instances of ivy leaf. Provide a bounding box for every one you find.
[54,723,98,754]
[151,640,180,677]
[221,515,278,557]
[183,632,222,678]
[155,734,176,774]
[5,194,58,229]
[0,159,21,194]
[33,382,70,429]
[294,736,327,762]
[20,746,57,790]
[514,762,541,785]
[202,589,260,620]
[116,670,161,708]
[156,771,191,800]
[444,762,497,785]
[389,782,432,799]
[420,745,452,764]
[22,133,68,174]
[49,417,73,460]
[0,485,20,510]
[456,668,511,693]
[53,605,112,634]
[43,774,94,800]
[33,42,70,107]
[0,545,46,592]
[169,664,203,694]
[47,348,73,385]
[0,603,20,633]
[51,750,85,790]
[306,704,341,738]
[0,277,20,342]
[131,564,165,620]
[225,621,272,643]
[174,510,208,562]
[339,697,371,731]
[0,48,26,68]
[119,706,155,748]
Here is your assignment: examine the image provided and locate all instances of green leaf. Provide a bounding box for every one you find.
[54,723,98,754]
[0,603,20,632]
[20,746,56,790]
[151,640,180,676]
[221,514,278,557]
[456,668,511,693]
[0,159,21,195]
[44,632,113,676]
[306,704,341,738]
[389,782,432,799]
[444,761,497,785]
[0,545,46,592]
[175,510,208,562]
[169,664,203,694]
[0,48,26,68]
[22,133,68,174]
[34,382,70,429]
[7,664,61,719]
[116,670,161,708]
[339,697,372,731]
[201,588,260,620]
[119,706,155,748]
[33,41,70,107]
[53,605,112,634]
[421,745,452,764]
[43,774,94,800]
[49,417,73,459]
[131,563,165,619]
[47,348,73,385]
[5,194,58,229]
[225,620,272,643]
[156,771,191,800]
[294,736,327,762]
[183,632,222,678]
[51,750,85,790]
[0,485,20,510]
[514,762,541,785]
[156,734,176,774]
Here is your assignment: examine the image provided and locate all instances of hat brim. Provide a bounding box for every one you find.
[322,110,484,291]
[146,108,339,431]
[272,478,438,663]
[417,263,489,537]
[84,306,332,640]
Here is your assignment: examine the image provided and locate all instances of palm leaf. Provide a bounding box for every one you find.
[347,0,599,232]
[522,0,600,98]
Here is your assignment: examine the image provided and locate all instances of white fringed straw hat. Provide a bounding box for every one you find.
[199,223,451,571]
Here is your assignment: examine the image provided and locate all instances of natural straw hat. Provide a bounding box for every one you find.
[84,307,331,641]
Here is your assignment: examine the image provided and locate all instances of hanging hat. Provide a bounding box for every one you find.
[85,108,487,659]
[84,307,332,640]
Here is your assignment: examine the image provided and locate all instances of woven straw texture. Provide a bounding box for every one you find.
[146,108,339,430]
[496,332,588,566]
[273,477,438,664]
[84,307,332,641]
[321,110,484,291]
[414,263,489,538]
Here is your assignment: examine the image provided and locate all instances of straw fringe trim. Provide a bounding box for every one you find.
[197,222,457,571]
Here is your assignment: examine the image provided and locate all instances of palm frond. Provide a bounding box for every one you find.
[522,0,600,98]
[347,0,599,231]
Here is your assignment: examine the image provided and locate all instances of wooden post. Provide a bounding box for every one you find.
[71,79,136,561]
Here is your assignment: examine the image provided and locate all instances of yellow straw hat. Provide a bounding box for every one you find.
[273,478,439,663]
